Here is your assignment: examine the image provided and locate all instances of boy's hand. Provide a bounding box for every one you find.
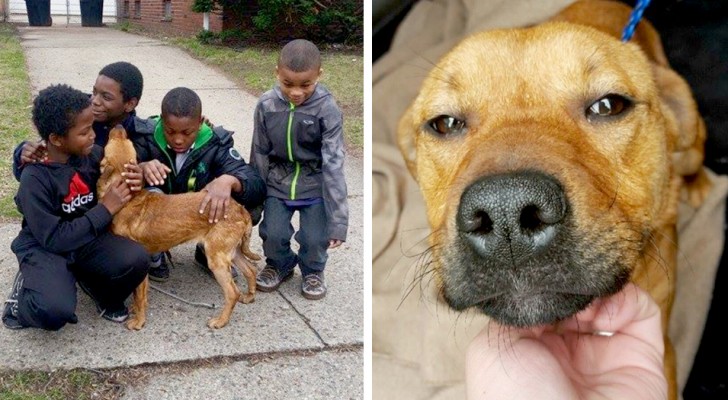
[122,160,144,191]
[199,175,238,223]
[21,140,47,164]
[139,160,171,186]
[202,115,215,128]
[329,239,343,249]
[100,179,132,215]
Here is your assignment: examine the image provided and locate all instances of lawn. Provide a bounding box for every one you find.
[0,22,35,219]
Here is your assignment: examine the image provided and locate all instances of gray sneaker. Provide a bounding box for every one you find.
[256,266,293,292]
[301,273,326,300]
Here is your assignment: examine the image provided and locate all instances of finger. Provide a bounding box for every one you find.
[558,283,661,342]
[209,199,222,223]
[223,198,230,219]
[199,194,211,216]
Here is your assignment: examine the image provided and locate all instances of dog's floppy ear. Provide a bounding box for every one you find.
[653,64,711,206]
[397,103,419,180]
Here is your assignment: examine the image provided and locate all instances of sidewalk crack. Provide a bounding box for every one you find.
[277,291,328,346]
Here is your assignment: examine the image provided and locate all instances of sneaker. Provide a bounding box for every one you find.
[2,271,26,330]
[148,251,170,282]
[301,273,327,300]
[256,266,293,292]
[194,243,239,280]
[77,280,129,323]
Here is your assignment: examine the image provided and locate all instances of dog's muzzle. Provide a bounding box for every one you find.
[442,170,606,327]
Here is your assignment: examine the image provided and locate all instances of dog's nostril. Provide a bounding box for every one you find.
[460,210,494,234]
[519,204,545,233]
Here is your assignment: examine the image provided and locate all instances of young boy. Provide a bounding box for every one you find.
[137,87,266,281]
[250,39,348,300]
[2,84,149,330]
[13,61,154,180]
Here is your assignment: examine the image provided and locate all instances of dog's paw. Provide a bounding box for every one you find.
[125,316,146,331]
[239,293,255,304]
[207,317,228,329]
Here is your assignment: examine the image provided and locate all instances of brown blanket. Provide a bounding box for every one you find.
[372,1,728,399]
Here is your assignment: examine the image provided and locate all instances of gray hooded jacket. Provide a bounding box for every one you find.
[251,84,348,241]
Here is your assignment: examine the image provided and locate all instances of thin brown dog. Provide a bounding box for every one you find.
[97,126,260,330]
[397,1,710,398]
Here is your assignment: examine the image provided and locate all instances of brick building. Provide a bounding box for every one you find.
[119,0,226,36]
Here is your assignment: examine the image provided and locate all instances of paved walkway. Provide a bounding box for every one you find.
[0,25,363,399]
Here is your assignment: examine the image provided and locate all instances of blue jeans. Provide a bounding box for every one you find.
[259,197,329,277]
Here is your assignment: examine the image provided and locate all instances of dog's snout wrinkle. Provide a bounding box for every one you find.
[457,171,567,261]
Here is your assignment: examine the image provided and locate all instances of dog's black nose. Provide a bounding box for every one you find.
[457,171,567,262]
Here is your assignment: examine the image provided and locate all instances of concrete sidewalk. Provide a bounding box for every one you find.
[0,26,363,399]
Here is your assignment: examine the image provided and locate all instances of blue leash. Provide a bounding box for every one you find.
[621,0,652,42]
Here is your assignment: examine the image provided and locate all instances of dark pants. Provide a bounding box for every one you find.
[259,196,329,277]
[12,232,149,331]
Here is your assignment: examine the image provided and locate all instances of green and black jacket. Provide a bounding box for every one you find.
[136,118,265,208]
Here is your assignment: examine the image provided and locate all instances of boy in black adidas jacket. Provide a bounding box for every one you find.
[136,87,266,281]
[2,84,149,331]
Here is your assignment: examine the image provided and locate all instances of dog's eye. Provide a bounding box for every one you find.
[427,115,465,136]
[586,94,632,119]
[586,95,631,119]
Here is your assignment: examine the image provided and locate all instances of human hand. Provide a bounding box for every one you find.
[139,160,171,186]
[329,239,343,249]
[202,115,215,128]
[466,283,667,400]
[100,179,132,215]
[199,175,237,223]
[21,140,47,164]
[122,160,144,191]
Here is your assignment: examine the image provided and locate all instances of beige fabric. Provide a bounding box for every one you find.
[372,1,728,399]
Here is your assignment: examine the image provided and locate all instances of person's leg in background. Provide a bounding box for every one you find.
[71,232,148,322]
[3,248,78,330]
[257,197,298,291]
[296,201,329,300]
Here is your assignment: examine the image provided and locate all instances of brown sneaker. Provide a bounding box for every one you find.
[256,266,293,292]
[301,273,326,300]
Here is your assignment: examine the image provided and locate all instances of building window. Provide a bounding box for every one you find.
[134,1,141,19]
[123,1,130,18]
[163,0,172,21]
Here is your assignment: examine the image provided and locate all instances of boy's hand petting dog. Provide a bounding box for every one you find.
[139,159,171,186]
[100,179,132,215]
[121,160,144,191]
[199,174,240,224]
[20,139,47,164]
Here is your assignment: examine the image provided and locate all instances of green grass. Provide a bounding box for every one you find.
[168,37,364,148]
[0,369,116,400]
[0,23,35,219]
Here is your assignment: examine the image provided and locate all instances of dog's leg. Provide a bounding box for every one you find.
[233,249,257,304]
[126,276,148,330]
[206,246,241,329]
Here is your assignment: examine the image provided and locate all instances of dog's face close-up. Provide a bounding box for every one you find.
[398,22,682,327]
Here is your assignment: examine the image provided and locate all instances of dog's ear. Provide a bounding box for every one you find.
[653,64,711,206]
[397,103,419,180]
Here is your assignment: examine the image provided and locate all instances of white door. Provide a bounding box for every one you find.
[8,0,117,24]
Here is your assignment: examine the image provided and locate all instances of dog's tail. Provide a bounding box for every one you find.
[240,224,261,261]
